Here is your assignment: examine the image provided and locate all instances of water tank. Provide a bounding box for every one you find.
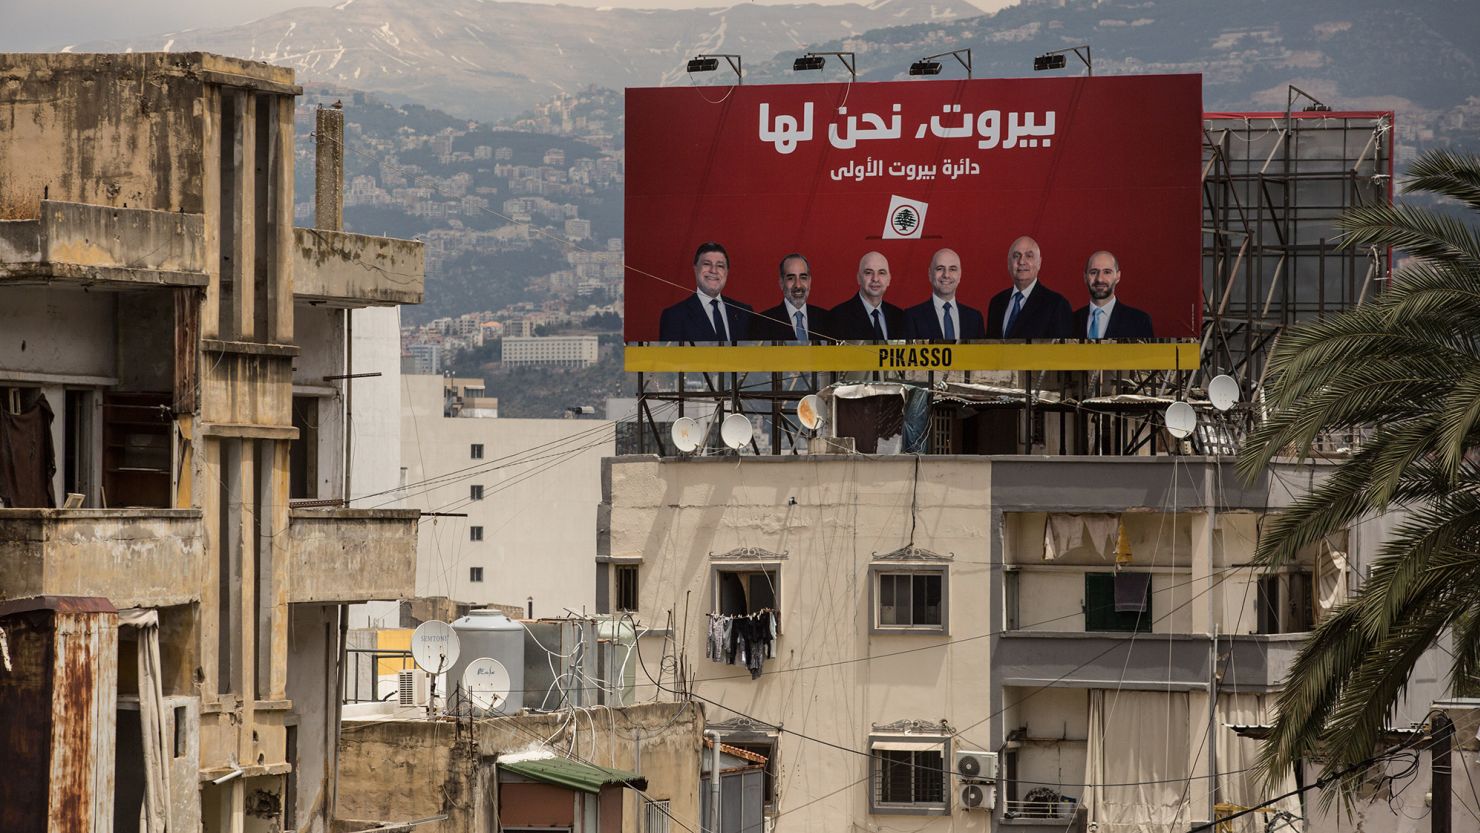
[447,610,525,716]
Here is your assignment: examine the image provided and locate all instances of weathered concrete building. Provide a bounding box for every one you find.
[336,702,704,833]
[0,52,423,833]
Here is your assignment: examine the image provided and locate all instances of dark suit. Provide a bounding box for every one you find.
[985,282,1075,339]
[657,293,753,342]
[751,303,832,343]
[901,298,988,341]
[1074,301,1155,339]
[828,294,904,341]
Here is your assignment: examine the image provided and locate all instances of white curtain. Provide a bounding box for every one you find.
[120,608,171,833]
[1216,693,1300,833]
[1044,513,1120,561]
[1085,689,1193,833]
[1316,544,1350,620]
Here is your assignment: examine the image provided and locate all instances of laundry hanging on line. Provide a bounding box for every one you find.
[706,610,779,679]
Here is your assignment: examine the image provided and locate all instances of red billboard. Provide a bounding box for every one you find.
[624,74,1202,366]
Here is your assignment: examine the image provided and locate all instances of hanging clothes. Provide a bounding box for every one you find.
[706,610,779,678]
[0,394,56,509]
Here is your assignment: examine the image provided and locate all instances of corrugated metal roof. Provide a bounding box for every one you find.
[498,758,648,794]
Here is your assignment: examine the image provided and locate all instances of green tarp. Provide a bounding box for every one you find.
[498,757,648,795]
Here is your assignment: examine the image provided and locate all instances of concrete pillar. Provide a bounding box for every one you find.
[315,107,344,233]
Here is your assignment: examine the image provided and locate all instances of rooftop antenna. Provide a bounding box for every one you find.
[461,657,512,716]
[671,416,702,454]
[1164,401,1198,440]
[720,413,755,452]
[1208,375,1240,412]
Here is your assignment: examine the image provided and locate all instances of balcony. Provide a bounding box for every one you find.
[292,228,424,307]
[0,200,207,287]
[0,509,205,608]
[287,508,419,603]
[995,630,1306,692]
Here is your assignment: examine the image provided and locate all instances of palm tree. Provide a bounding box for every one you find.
[1236,149,1480,786]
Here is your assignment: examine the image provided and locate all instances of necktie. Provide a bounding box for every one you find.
[1005,291,1024,337]
[1089,308,1103,340]
[793,310,807,343]
[710,298,729,342]
[942,302,955,341]
[871,308,885,340]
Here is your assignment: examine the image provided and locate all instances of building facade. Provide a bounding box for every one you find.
[503,334,600,368]
[0,52,424,833]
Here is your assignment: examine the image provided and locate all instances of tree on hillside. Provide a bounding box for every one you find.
[1237,150,1480,786]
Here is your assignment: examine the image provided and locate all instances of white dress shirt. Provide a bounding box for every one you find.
[784,298,810,342]
[697,290,731,339]
[860,293,890,339]
[1001,280,1038,335]
[1086,297,1117,339]
[932,294,960,342]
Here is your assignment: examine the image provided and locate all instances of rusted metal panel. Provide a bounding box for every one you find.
[0,597,117,833]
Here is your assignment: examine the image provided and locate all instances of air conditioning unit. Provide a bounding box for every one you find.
[956,749,997,811]
[382,669,429,708]
[956,749,998,780]
[959,780,997,811]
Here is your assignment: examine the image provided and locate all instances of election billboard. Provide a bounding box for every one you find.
[624,74,1203,372]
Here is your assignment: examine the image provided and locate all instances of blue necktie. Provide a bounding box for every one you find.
[793,310,807,343]
[1005,291,1024,337]
[1089,308,1103,340]
[871,308,885,340]
[942,302,955,341]
[710,298,729,342]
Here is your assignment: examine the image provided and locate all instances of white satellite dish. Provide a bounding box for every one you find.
[797,394,824,431]
[1208,375,1240,412]
[1164,401,1198,440]
[410,621,461,674]
[671,417,701,453]
[461,657,512,712]
[720,413,754,450]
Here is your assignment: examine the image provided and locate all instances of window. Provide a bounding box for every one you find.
[870,737,948,814]
[470,443,484,459]
[1256,571,1314,634]
[470,484,484,501]
[1084,572,1152,632]
[615,564,639,612]
[643,798,671,833]
[871,567,948,634]
[470,567,484,583]
[714,567,779,617]
[470,526,484,542]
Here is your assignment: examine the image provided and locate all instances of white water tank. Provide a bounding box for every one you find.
[447,610,526,715]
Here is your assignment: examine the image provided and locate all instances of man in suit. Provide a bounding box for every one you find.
[985,236,1075,339]
[901,248,988,341]
[1074,250,1155,339]
[750,253,832,343]
[829,251,904,340]
[657,241,752,342]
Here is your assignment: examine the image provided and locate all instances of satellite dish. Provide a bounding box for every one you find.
[797,394,824,431]
[1208,375,1240,412]
[720,413,754,450]
[410,621,461,674]
[671,417,701,453]
[461,657,512,712]
[1164,401,1197,440]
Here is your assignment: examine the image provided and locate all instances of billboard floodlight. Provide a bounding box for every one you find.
[1034,54,1067,71]
[687,54,743,84]
[793,55,826,72]
[1034,45,1091,76]
[911,49,971,79]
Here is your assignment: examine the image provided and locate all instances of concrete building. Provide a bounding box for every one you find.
[503,334,600,368]
[393,374,613,616]
[0,52,424,833]
[599,437,1444,832]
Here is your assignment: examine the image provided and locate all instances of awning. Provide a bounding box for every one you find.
[871,739,946,752]
[498,758,649,794]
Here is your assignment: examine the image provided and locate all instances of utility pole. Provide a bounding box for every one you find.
[1432,712,1453,833]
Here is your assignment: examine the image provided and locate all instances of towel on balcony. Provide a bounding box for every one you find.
[1044,513,1118,561]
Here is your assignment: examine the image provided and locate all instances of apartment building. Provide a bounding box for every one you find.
[502,334,600,368]
[0,52,423,833]
[598,443,1445,833]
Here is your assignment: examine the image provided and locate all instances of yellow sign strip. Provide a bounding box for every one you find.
[624,342,1201,372]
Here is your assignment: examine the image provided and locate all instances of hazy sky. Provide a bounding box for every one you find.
[1,0,1009,52]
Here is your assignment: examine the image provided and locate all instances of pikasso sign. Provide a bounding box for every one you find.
[624,74,1203,371]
